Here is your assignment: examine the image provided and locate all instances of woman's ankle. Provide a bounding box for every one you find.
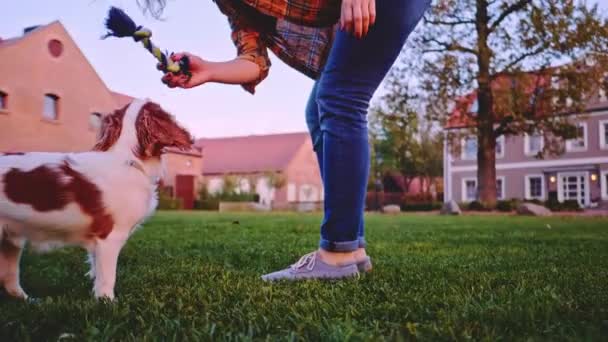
[317,249,357,266]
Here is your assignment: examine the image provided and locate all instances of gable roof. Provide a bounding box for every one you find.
[195,132,310,175]
[445,71,608,130]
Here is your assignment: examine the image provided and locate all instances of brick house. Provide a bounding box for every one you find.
[0,21,202,208]
[196,133,323,209]
[443,90,608,208]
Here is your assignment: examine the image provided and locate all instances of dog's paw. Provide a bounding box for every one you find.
[6,286,29,301]
[94,289,115,302]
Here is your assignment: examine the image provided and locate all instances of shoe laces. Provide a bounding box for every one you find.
[291,252,317,271]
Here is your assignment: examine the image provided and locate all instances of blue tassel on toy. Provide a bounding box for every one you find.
[102,6,191,78]
[103,7,140,39]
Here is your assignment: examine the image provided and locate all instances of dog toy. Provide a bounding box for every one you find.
[102,6,191,79]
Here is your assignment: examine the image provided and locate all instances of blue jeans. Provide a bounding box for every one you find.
[306,0,430,252]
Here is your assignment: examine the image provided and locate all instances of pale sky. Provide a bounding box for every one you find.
[2,1,607,138]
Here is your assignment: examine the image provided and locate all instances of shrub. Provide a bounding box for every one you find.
[157,189,183,210]
[496,200,515,212]
[561,200,582,212]
[467,201,485,211]
[401,202,442,211]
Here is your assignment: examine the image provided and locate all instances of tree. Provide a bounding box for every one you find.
[369,63,444,196]
[413,0,608,207]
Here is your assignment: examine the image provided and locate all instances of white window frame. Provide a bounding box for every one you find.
[461,177,478,202]
[565,122,588,152]
[496,176,506,200]
[461,136,478,161]
[525,174,546,200]
[496,135,505,159]
[601,170,608,201]
[524,132,544,156]
[599,120,608,150]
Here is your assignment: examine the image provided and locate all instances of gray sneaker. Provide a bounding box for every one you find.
[261,252,359,281]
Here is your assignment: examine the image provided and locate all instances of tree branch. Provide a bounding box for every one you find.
[424,17,476,26]
[489,0,533,33]
[497,45,546,73]
[421,37,478,55]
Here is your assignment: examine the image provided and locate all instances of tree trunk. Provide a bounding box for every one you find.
[477,126,497,207]
[475,0,497,208]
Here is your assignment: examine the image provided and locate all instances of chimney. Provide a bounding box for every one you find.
[23,25,41,35]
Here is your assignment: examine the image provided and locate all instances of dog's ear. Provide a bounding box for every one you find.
[135,102,193,159]
[93,106,127,151]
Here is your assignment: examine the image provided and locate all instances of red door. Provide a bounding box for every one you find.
[175,175,195,209]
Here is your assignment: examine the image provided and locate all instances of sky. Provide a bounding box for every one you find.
[2,0,607,138]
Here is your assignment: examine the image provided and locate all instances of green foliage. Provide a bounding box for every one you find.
[496,200,516,212]
[157,187,183,210]
[195,180,257,210]
[400,202,442,211]
[467,200,487,211]
[2,213,607,340]
[545,198,583,212]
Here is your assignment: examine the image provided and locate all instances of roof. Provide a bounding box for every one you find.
[445,71,608,130]
[195,132,310,175]
[0,21,59,50]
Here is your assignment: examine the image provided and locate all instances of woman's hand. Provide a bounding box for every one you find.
[340,0,376,39]
[160,53,211,89]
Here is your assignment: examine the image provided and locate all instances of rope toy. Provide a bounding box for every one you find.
[102,7,191,80]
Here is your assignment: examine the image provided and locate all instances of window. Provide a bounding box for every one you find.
[599,120,608,150]
[462,136,478,160]
[496,135,505,159]
[566,123,587,152]
[43,94,59,120]
[462,178,478,202]
[602,170,608,200]
[461,136,504,160]
[496,177,505,200]
[525,132,544,156]
[525,175,545,200]
[0,91,6,110]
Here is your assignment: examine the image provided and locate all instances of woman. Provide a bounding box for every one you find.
[155,0,430,281]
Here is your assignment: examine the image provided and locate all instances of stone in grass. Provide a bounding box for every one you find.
[516,202,553,216]
[440,201,461,215]
[382,204,401,214]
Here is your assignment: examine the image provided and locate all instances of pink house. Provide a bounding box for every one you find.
[196,133,323,209]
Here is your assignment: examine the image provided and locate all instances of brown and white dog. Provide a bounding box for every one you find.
[0,99,192,300]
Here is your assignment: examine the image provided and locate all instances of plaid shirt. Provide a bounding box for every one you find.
[214,0,341,93]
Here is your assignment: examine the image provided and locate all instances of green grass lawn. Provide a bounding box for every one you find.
[1,212,607,341]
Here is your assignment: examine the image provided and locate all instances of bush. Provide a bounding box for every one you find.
[544,198,582,212]
[561,200,583,212]
[157,194,183,210]
[496,200,515,212]
[401,202,442,211]
[467,201,486,211]
[194,199,219,210]
[525,198,543,205]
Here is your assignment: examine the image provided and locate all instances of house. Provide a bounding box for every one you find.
[0,21,202,208]
[443,88,608,208]
[196,133,323,209]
